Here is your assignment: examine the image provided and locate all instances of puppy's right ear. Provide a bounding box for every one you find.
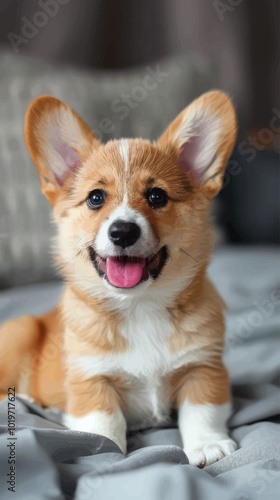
[24,96,99,205]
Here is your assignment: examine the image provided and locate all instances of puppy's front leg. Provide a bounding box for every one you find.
[176,363,237,467]
[64,375,127,454]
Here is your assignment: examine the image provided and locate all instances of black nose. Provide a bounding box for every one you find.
[109,220,141,248]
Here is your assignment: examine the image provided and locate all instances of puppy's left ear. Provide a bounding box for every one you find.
[158,91,237,198]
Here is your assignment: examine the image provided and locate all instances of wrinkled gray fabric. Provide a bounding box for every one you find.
[0,247,279,499]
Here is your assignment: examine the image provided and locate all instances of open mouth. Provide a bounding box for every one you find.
[89,246,168,289]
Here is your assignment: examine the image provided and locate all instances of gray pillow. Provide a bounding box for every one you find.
[0,50,218,288]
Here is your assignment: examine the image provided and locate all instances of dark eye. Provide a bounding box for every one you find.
[87,189,106,209]
[147,188,168,208]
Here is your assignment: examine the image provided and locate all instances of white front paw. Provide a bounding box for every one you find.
[185,438,237,467]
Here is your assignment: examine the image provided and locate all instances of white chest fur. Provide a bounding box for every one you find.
[76,297,206,429]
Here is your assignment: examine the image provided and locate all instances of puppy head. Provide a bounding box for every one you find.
[25,92,237,300]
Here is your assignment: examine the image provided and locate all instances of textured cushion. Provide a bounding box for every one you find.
[0,51,218,288]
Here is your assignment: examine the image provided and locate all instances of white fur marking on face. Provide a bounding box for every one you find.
[95,203,158,258]
[63,408,127,453]
[119,138,129,203]
[95,139,158,258]
[119,139,129,172]
[178,401,237,466]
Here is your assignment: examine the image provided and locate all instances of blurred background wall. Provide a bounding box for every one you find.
[1,0,279,133]
[0,0,279,288]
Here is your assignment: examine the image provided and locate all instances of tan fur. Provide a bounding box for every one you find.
[66,375,128,417]
[169,362,231,407]
[168,272,226,354]
[62,286,128,355]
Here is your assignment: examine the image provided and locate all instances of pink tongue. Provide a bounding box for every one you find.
[106,257,145,288]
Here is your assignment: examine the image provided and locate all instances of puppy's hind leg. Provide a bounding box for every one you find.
[0,314,46,400]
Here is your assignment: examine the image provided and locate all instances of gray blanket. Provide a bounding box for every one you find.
[0,247,279,499]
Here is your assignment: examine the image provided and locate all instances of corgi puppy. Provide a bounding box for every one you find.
[0,90,238,467]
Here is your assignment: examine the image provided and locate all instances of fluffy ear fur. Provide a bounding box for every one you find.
[24,96,99,205]
[158,91,237,197]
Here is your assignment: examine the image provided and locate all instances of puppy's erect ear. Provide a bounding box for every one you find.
[158,91,237,198]
[24,96,99,205]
